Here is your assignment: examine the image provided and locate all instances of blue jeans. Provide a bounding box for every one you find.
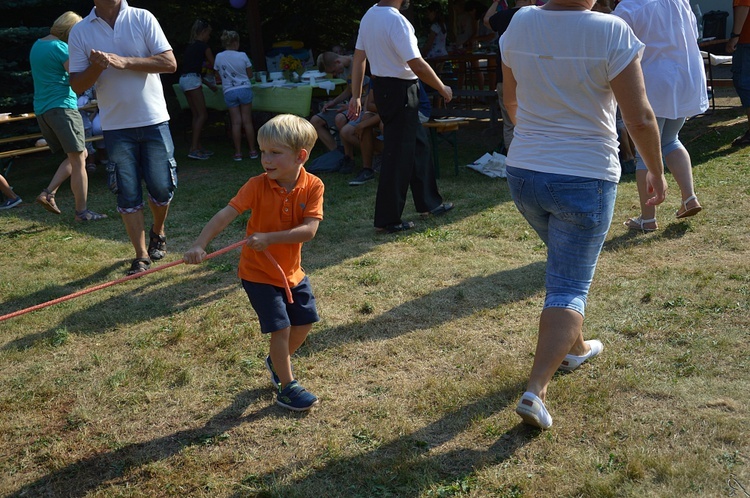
[104,122,177,213]
[505,166,617,316]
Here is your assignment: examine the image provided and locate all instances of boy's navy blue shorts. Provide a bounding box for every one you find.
[242,276,320,334]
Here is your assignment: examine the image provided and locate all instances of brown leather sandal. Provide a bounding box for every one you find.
[36,189,61,215]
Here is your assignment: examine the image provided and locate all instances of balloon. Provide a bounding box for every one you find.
[230,0,247,8]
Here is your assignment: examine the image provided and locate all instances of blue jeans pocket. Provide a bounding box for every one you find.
[505,169,526,215]
[546,180,603,230]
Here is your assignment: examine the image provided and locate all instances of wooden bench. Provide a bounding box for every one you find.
[431,89,499,127]
[1,107,103,177]
[423,119,469,178]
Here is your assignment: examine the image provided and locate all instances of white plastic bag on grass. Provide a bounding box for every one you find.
[467,152,507,178]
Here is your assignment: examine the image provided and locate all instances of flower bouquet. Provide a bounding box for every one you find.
[280,55,304,82]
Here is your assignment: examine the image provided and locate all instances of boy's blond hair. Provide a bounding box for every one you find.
[51,11,82,43]
[258,114,317,156]
[221,30,240,49]
[316,52,339,73]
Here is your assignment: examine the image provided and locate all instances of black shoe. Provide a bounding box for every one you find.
[126,257,151,276]
[148,227,166,261]
[349,168,375,186]
[339,155,355,174]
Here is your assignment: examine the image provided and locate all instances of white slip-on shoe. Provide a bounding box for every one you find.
[558,339,603,372]
[515,392,552,429]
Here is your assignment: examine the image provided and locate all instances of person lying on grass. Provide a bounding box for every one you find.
[184,114,324,412]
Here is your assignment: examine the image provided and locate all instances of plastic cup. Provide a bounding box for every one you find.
[309,76,316,85]
[259,71,267,83]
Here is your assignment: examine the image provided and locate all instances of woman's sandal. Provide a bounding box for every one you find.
[623,216,657,232]
[675,194,702,219]
[36,189,61,215]
[75,209,108,222]
[126,257,151,276]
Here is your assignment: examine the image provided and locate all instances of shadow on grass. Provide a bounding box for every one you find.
[1,269,238,351]
[6,389,277,498]
[229,385,538,498]
[308,261,546,353]
[603,220,693,253]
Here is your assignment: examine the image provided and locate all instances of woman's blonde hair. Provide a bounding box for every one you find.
[257,114,317,154]
[221,30,240,49]
[50,11,82,43]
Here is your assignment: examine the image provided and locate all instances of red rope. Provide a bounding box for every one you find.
[0,239,247,323]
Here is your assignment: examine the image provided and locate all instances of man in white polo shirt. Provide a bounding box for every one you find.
[68,0,177,275]
[348,0,455,233]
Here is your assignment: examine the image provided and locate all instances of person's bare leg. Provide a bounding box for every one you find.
[121,210,149,260]
[525,307,584,402]
[664,147,701,213]
[185,88,208,153]
[0,174,17,199]
[148,198,170,237]
[634,168,657,222]
[228,106,243,156]
[240,103,258,155]
[360,126,375,170]
[67,150,89,213]
[270,327,293,388]
[311,115,337,151]
[44,157,74,196]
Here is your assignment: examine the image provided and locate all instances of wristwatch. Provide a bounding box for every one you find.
[731,32,741,38]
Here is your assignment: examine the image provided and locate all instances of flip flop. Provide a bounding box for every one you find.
[676,194,702,219]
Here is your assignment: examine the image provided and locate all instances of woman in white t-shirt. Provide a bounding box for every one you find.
[499,0,667,429]
[616,0,706,231]
[214,30,259,160]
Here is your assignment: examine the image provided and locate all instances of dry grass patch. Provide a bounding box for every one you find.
[1,96,749,496]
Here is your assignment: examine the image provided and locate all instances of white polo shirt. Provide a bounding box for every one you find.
[355,5,420,80]
[68,0,172,131]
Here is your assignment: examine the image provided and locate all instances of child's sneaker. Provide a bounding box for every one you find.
[265,355,281,389]
[276,380,318,411]
[0,196,22,210]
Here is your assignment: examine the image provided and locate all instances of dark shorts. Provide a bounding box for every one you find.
[242,276,319,334]
[732,44,750,108]
[37,107,86,154]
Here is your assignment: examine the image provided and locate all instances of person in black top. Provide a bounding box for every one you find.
[178,19,216,160]
[484,0,534,153]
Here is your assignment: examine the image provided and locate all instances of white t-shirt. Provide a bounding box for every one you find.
[68,0,172,131]
[355,5,421,79]
[614,0,708,119]
[214,50,252,94]
[427,22,448,58]
[499,7,643,183]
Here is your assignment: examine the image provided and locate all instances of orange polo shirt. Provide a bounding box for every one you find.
[735,0,750,44]
[228,167,324,288]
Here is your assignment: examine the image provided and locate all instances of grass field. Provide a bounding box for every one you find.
[1,92,748,497]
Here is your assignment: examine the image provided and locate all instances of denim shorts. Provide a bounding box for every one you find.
[634,117,686,171]
[36,107,86,154]
[505,166,617,316]
[104,122,177,213]
[179,73,202,92]
[732,44,750,108]
[242,276,320,333]
[223,87,253,108]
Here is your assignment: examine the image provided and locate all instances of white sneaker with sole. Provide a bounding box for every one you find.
[558,339,603,372]
[516,392,552,429]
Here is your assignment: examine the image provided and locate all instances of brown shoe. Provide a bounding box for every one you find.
[36,189,61,215]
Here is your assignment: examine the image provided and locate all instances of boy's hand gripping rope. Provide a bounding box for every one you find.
[0,239,293,323]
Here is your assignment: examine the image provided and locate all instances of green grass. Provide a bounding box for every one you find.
[1,96,749,497]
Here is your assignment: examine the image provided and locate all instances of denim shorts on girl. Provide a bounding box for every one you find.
[223,86,253,108]
[179,73,202,92]
[242,276,320,333]
[505,165,617,316]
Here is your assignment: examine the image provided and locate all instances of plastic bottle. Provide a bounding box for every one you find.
[694,3,704,40]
